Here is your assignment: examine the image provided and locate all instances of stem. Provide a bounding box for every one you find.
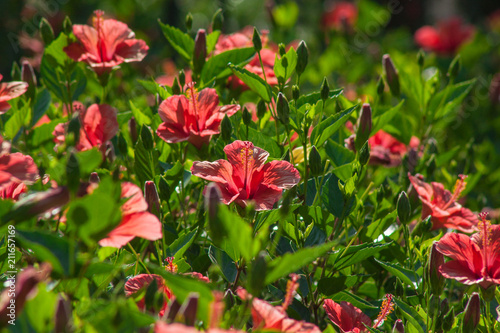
[127,243,150,274]
[484,300,493,333]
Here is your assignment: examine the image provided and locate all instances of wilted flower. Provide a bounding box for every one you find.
[156,84,240,148]
[435,213,500,289]
[99,182,162,248]
[322,2,358,31]
[0,74,28,113]
[408,173,478,233]
[414,17,474,55]
[191,140,300,211]
[64,10,149,74]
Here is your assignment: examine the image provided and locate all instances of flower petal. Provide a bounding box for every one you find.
[72,24,100,60]
[115,38,149,63]
[191,160,239,194]
[223,140,269,189]
[435,232,483,279]
[100,19,134,61]
[259,160,301,190]
[439,260,483,285]
[408,174,433,202]
[121,182,148,214]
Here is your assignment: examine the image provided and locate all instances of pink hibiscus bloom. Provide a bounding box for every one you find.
[323,300,371,333]
[0,137,38,194]
[64,10,148,74]
[414,17,474,55]
[191,140,300,211]
[435,213,500,290]
[156,84,240,148]
[368,130,420,167]
[99,182,162,248]
[0,74,28,113]
[125,274,172,317]
[228,48,278,89]
[0,181,27,200]
[214,26,267,55]
[408,173,478,233]
[322,2,358,31]
[154,322,244,333]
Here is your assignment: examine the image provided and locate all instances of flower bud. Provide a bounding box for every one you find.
[447,55,461,80]
[277,92,290,126]
[320,77,330,102]
[292,85,300,100]
[158,176,171,201]
[358,141,370,166]
[178,70,186,88]
[11,62,21,81]
[296,41,308,76]
[427,243,445,295]
[145,181,161,218]
[439,298,449,317]
[417,49,425,68]
[489,73,500,105]
[242,106,252,126]
[117,134,127,157]
[67,113,81,145]
[6,187,70,222]
[193,29,207,75]
[257,100,267,119]
[355,103,372,151]
[442,307,454,331]
[140,125,154,150]
[212,9,223,31]
[252,27,262,52]
[179,293,199,326]
[21,60,36,88]
[205,183,226,244]
[185,12,193,31]
[397,191,411,224]
[172,77,181,95]
[382,54,400,96]
[54,295,71,333]
[63,16,72,35]
[66,153,80,192]
[39,17,55,45]
[377,185,385,202]
[278,43,286,57]
[129,117,138,144]
[392,319,404,333]
[89,172,100,184]
[376,77,385,99]
[428,294,439,318]
[462,293,480,333]
[309,146,322,177]
[220,114,232,143]
[105,142,115,163]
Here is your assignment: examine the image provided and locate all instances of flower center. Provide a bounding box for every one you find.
[164,257,178,273]
[239,144,255,197]
[442,174,467,210]
[281,273,299,312]
[373,294,394,328]
[93,10,107,63]
[478,212,491,277]
[186,83,201,133]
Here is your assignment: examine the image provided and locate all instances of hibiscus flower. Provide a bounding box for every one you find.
[125,274,172,317]
[414,17,474,55]
[0,74,28,113]
[154,322,244,333]
[408,173,478,233]
[156,84,240,148]
[191,140,300,211]
[99,182,162,248]
[435,213,500,290]
[0,136,38,195]
[64,10,148,74]
[321,2,358,31]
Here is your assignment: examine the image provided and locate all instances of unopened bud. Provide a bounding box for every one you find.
[417,49,425,68]
[158,177,171,201]
[105,142,115,163]
[277,92,290,125]
[21,61,36,88]
[6,187,70,222]
[355,103,372,151]
[257,100,266,119]
[172,77,181,95]
[320,77,330,102]
[179,293,199,326]
[292,85,300,100]
[63,16,72,35]
[397,191,411,224]
[358,141,370,166]
[185,12,193,31]
[39,17,55,45]
[296,41,308,76]
[427,243,445,295]
[205,183,225,243]
[440,298,449,317]
[382,54,400,96]
[377,185,385,202]
[392,319,404,333]
[128,117,137,144]
[377,76,385,97]
[140,125,154,150]
[242,107,252,126]
[442,308,454,331]
[278,43,286,57]
[54,296,71,333]
[145,181,161,218]
[212,9,223,31]
[67,153,80,192]
[11,62,21,81]
[462,293,480,333]
[193,29,207,74]
[252,27,262,52]
[489,73,500,105]
[309,146,322,177]
[428,294,439,318]
[220,114,232,143]
[178,70,186,88]
[89,172,100,184]
[447,55,461,80]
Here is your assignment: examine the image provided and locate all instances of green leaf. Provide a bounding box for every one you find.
[206,31,221,54]
[330,242,392,271]
[272,2,299,28]
[31,89,51,127]
[310,105,356,147]
[265,241,335,285]
[318,275,367,296]
[167,228,198,260]
[75,148,103,177]
[295,89,343,109]
[4,102,30,139]
[208,245,238,283]
[134,136,160,184]
[243,126,281,158]
[229,64,272,102]
[371,100,405,134]
[394,298,427,333]
[374,258,420,289]
[201,47,255,86]
[321,173,356,218]
[158,21,194,61]
[274,47,297,81]
[429,79,476,120]
[129,100,152,127]
[331,290,377,309]
[325,139,355,167]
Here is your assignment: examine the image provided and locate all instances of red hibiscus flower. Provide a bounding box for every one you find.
[414,17,474,55]
[99,182,162,248]
[408,173,478,233]
[237,276,321,333]
[228,48,278,90]
[125,274,172,317]
[0,74,29,113]
[435,213,500,289]
[214,26,268,55]
[156,84,240,148]
[0,181,27,200]
[191,140,300,211]
[0,138,38,194]
[64,10,148,75]
[154,322,245,333]
[322,2,358,31]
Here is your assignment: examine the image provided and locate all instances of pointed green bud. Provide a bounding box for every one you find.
[397,191,411,224]
[11,62,21,81]
[358,141,370,166]
[257,100,266,119]
[252,27,262,52]
[178,70,186,88]
[278,43,286,57]
[428,294,439,318]
[242,106,252,126]
[67,113,81,145]
[427,242,445,295]
[141,125,154,150]
[193,29,207,75]
[426,154,436,176]
[377,185,385,202]
[158,176,171,201]
[309,146,322,177]
[129,117,138,143]
[172,77,181,95]
[377,76,385,97]
[292,85,300,100]
[21,60,37,100]
[66,152,80,192]
[145,181,161,218]
[39,17,55,45]
[320,77,329,102]
[439,298,450,317]
[277,92,290,125]
[447,55,461,80]
[220,114,232,143]
[392,319,404,333]
[382,54,400,96]
[280,186,295,217]
[442,308,454,331]
[63,16,72,35]
[355,103,372,151]
[296,41,308,76]
[211,9,223,31]
[185,12,193,31]
[462,293,480,333]
[417,49,425,68]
